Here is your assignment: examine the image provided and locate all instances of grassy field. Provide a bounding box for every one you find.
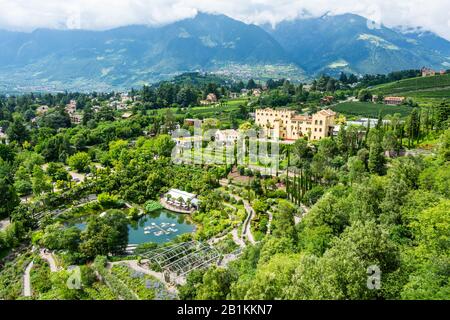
[371,74,450,98]
[331,101,413,118]
[388,88,450,99]
[152,98,249,119]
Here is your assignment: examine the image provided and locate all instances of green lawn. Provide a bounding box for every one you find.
[392,88,450,99]
[371,74,450,97]
[151,98,250,123]
[331,101,413,118]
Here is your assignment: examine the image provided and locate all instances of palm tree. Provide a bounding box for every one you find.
[178,197,184,207]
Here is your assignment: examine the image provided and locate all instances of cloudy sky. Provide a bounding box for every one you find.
[0,0,449,40]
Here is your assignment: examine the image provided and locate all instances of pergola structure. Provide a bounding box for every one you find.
[142,241,221,278]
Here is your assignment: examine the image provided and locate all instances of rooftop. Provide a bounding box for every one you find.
[166,189,198,203]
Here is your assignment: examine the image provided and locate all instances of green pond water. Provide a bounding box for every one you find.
[73,209,195,245]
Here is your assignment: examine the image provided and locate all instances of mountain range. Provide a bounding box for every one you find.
[0,12,449,92]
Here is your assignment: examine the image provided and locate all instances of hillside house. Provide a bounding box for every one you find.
[215,129,239,143]
[36,105,50,115]
[384,96,405,105]
[200,93,218,105]
[69,113,83,125]
[252,88,262,97]
[65,100,77,114]
[422,67,436,77]
[320,96,334,104]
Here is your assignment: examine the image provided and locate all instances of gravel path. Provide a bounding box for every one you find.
[39,249,58,272]
[23,261,34,297]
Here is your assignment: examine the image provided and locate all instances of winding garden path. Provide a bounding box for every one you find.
[295,203,311,225]
[22,249,59,297]
[39,249,58,272]
[23,261,34,297]
[219,179,257,245]
[241,199,256,244]
[266,211,273,235]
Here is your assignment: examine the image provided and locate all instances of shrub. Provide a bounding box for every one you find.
[267,190,287,199]
[144,200,163,213]
[98,193,121,209]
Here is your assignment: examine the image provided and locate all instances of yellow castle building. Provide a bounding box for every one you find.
[255,108,336,141]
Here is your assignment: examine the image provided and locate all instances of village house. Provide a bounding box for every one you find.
[0,128,8,143]
[229,92,239,99]
[36,105,50,115]
[184,118,202,126]
[421,67,436,77]
[214,129,239,143]
[384,96,405,105]
[200,93,218,105]
[65,99,77,115]
[65,100,83,124]
[252,88,262,97]
[255,108,336,141]
[116,103,130,111]
[120,93,132,103]
[320,96,334,104]
[69,113,83,125]
[121,112,133,119]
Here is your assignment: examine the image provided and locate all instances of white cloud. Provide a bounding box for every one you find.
[0,0,448,40]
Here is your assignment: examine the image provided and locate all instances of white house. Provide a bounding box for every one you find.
[36,105,50,115]
[215,129,239,143]
[165,189,199,209]
[0,128,8,143]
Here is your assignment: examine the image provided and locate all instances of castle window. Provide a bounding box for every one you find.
[315,120,318,125]
[320,120,323,125]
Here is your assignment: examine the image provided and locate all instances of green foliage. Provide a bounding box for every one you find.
[144,200,163,213]
[194,267,236,300]
[111,264,172,300]
[67,152,91,173]
[93,256,135,300]
[30,257,52,296]
[332,101,412,117]
[357,89,372,102]
[286,220,400,300]
[40,223,81,252]
[239,253,300,300]
[97,192,122,209]
[371,74,450,96]
[0,253,32,299]
[80,210,128,259]
[368,141,386,175]
[271,200,297,240]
